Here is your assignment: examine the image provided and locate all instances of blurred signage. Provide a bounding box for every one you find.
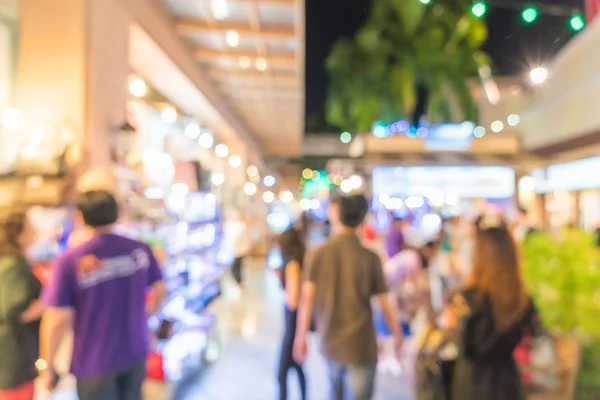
[372,166,515,198]
[424,122,474,151]
[533,156,600,193]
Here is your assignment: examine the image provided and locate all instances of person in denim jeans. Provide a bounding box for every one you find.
[294,194,403,400]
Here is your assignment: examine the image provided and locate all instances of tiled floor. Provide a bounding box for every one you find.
[37,258,414,400]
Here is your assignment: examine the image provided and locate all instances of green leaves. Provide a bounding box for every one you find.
[325,0,488,131]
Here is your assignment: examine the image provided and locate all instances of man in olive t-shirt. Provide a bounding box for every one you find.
[294,195,403,400]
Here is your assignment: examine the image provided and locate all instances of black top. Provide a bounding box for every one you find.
[451,288,537,400]
[0,256,42,389]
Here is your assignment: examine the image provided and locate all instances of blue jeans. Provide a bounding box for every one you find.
[327,360,376,400]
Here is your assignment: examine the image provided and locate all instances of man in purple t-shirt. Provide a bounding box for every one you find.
[39,190,166,400]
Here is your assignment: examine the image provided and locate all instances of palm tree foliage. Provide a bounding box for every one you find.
[325,0,489,132]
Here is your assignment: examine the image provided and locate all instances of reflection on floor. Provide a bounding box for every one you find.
[174,260,413,400]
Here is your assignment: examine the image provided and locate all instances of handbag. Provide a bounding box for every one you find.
[415,325,458,400]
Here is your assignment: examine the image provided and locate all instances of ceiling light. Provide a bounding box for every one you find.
[279,190,294,204]
[1,108,24,130]
[246,165,258,176]
[211,173,225,186]
[129,78,147,97]
[161,107,177,124]
[530,67,548,85]
[256,57,268,71]
[340,180,353,193]
[215,144,229,158]
[184,123,201,140]
[229,155,242,168]
[507,114,520,127]
[349,174,363,190]
[302,168,312,180]
[299,198,311,211]
[340,131,352,144]
[198,132,214,148]
[226,30,240,48]
[473,126,486,138]
[244,182,257,196]
[239,57,251,69]
[212,0,229,20]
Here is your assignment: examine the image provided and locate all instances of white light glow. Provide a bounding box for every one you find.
[340,180,353,193]
[198,132,214,149]
[349,174,363,190]
[491,120,504,133]
[427,190,445,207]
[445,195,459,206]
[256,57,268,71]
[160,153,173,166]
[215,144,229,158]
[1,108,25,130]
[263,175,276,187]
[379,193,391,205]
[161,107,177,124]
[239,57,251,69]
[422,213,442,236]
[279,190,294,203]
[530,67,548,85]
[244,182,257,196]
[229,155,242,168]
[388,197,404,210]
[143,149,160,166]
[184,123,201,140]
[212,0,229,20]
[226,30,240,48]
[507,114,520,127]
[172,183,189,197]
[263,191,275,203]
[299,198,311,210]
[128,78,147,97]
[310,199,320,210]
[21,145,38,160]
[519,176,536,192]
[473,126,486,138]
[247,165,258,176]
[145,187,164,200]
[406,195,424,209]
[205,193,217,204]
[211,173,225,186]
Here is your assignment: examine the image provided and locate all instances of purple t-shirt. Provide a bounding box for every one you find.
[385,227,405,259]
[43,233,163,378]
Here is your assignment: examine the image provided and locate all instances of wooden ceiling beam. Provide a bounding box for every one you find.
[195,48,297,65]
[178,20,296,40]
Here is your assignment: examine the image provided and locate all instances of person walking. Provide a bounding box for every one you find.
[228,212,251,289]
[294,194,403,400]
[276,227,307,400]
[0,210,45,400]
[39,190,166,400]
[448,226,538,400]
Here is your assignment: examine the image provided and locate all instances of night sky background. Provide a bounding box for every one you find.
[305,0,585,132]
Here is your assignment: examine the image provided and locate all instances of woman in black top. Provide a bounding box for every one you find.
[0,210,44,399]
[449,226,537,400]
[276,228,307,400]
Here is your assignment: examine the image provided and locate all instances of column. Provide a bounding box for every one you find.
[14,0,130,171]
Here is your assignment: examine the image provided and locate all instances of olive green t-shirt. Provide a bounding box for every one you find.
[305,233,388,365]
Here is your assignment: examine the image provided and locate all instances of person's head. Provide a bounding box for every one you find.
[0,210,36,257]
[279,227,305,265]
[469,226,528,332]
[77,190,119,229]
[338,194,369,231]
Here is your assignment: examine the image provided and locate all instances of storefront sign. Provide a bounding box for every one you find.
[424,122,474,151]
[533,156,600,193]
[372,166,515,198]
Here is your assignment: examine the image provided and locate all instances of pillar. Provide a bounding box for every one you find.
[14,0,130,171]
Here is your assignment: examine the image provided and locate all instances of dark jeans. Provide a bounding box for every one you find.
[77,360,146,400]
[278,307,306,400]
[327,360,376,400]
[232,256,244,285]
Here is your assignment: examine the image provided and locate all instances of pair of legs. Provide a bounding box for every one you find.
[232,256,244,286]
[278,307,306,400]
[77,360,146,400]
[327,361,376,400]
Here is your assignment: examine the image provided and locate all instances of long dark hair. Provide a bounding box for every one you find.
[468,226,528,332]
[279,227,305,267]
[0,211,28,257]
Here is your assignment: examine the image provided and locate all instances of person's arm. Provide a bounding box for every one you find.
[372,254,404,354]
[145,245,166,315]
[20,299,45,322]
[284,260,301,310]
[293,249,320,364]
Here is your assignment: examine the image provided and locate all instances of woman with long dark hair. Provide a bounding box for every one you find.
[0,210,44,400]
[276,227,307,400]
[450,226,537,400]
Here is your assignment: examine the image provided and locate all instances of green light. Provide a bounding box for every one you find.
[471,2,487,18]
[522,7,538,24]
[340,131,352,144]
[419,0,431,4]
[570,15,585,31]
